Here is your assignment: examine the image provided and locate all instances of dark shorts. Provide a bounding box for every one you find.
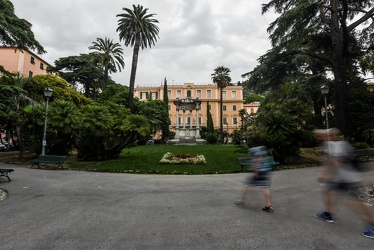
[322,182,360,195]
[245,175,271,188]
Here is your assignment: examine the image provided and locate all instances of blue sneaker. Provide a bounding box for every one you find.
[315,211,334,223]
[362,225,374,239]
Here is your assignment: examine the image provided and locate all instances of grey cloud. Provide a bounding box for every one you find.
[11,0,276,85]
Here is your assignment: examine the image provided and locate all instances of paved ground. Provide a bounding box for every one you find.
[0,162,373,250]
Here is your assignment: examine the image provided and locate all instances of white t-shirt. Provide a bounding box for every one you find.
[324,140,361,183]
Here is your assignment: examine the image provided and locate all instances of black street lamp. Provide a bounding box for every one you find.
[41,87,53,155]
[321,84,329,129]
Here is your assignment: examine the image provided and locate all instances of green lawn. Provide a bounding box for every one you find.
[69,144,250,174]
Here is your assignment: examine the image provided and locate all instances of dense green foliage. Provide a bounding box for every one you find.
[0,0,45,54]
[0,72,158,160]
[50,54,104,99]
[244,0,374,137]
[244,83,316,163]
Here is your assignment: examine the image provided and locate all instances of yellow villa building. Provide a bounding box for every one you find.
[135,83,258,140]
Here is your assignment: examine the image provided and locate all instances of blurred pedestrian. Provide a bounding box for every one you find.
[235,146,275,212]
[314,128,374,239]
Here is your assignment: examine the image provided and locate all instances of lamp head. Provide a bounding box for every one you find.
[320,84,329,95]
[43,87,53,98]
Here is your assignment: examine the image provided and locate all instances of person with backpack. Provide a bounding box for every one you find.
[234,146,275,212]
[314,128,374,239]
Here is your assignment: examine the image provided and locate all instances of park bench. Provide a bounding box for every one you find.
[0,168,14,181]
[353,148,374,162]
[237,157,251,172]
[31,155,67,169]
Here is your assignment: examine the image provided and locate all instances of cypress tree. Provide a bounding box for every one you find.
[206,101,214,133]
[161,77,170,142]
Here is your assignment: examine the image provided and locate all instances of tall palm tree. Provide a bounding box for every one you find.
[211,66,231,143]
[116,4,160,111]
[88,37,125,91]
[238,108,246,131]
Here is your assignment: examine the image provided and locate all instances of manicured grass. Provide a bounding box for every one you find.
[69,144,249,174]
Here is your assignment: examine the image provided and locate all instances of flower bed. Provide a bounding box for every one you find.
[159,152,206,165]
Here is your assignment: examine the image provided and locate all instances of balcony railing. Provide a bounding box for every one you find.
[172,123,206,128]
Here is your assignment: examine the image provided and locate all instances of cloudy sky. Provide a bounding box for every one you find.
[11,0,278,86]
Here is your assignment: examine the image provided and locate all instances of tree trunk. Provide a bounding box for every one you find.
[330,0,349,136]
[16,125,24,159]
[128,38,140,112]
[219,87,224,143]
[103,61,109,91]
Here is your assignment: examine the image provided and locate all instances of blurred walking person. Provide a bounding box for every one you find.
[314,128,374,239]
[235,146,275,212]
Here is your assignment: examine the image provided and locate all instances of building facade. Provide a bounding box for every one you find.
[0,46,51,77]
[243,102,260,115]
[135,83,245,135]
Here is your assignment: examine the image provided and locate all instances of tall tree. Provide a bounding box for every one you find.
[51,54,103,99]
[0,0,45,75]
[206,101,214,133]
[238,108,246,131]
[211,66,231,143]
[88,37,125,91]
[161,77,169,142]
[98,83,129,105]
[0,74,32,157]
[0,0,45,54]
[116,4,160,111]
[259,0,374,136]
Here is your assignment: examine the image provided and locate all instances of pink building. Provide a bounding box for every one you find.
[0,46,51,77]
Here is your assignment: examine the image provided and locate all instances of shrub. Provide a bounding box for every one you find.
[354,142,370,149]
[205,132,218,144]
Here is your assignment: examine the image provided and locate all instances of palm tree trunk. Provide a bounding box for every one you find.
[103,61,109,91]
[220,87,224,143]
[128,39,140,112]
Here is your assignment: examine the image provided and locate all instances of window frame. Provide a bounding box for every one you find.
[232,91,236,99]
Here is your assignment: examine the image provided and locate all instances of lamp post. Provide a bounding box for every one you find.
[320,84,329,129]
[41,87,53,155]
